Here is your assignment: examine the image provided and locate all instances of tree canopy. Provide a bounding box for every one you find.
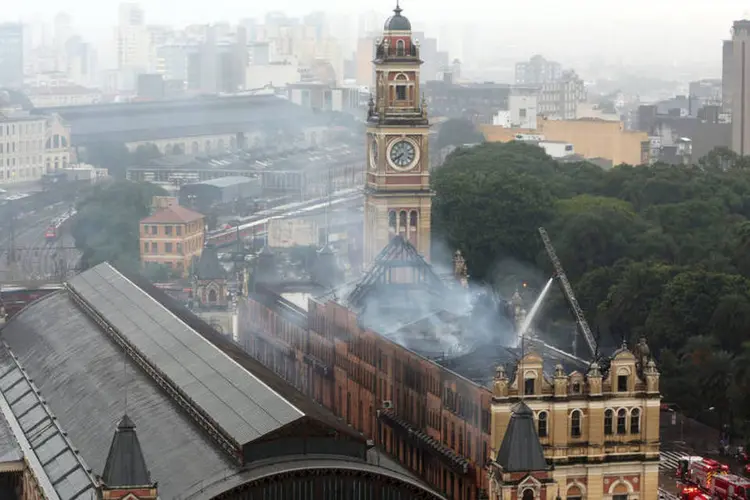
[83,141,163,179]
[435,118,485,151]
[71,180,166,274]
[432,141,750,433]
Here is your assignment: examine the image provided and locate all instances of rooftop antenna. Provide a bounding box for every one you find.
[123,357,128,417]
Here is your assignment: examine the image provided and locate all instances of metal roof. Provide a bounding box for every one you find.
[197,176,258,188]
[0,290,235,498]
[0,345,98,500]
[495,402,549,473]
[67,264,305,448]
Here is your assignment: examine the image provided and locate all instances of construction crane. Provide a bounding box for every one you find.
[538,227,597,358]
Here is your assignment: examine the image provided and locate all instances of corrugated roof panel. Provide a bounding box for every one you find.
[0,347,98,500]
[0,291,235,498]
[68,264,304,448]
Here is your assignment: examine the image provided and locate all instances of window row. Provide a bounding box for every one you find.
[536,408,641,438]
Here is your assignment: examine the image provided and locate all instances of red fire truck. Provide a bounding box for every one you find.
[680,485,710,500]
[687,458,730,490]
[678,456,705,482]
[713,474,750,499]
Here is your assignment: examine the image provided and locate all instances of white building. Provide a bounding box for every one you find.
[0,91,71,184]
[539,140,575,159]
[116,3,151,90]
[492,94,538,129]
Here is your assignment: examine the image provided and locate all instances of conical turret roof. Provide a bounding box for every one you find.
[102,414,153,488]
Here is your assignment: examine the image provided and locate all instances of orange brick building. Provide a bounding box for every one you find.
[139,205,205,276]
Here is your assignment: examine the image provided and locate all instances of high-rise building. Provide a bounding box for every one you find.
[116,2,150,90]
[0,24,24,88]
[515,55,562,85]
[723,39,733,113]
[730,20,750,155]
[364,5,432,267]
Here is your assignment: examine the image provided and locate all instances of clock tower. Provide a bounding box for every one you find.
[364,3,432,268]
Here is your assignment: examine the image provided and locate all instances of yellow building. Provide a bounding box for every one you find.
[481,118,649,166]
[139,205,205,276]
[489,339,660,500]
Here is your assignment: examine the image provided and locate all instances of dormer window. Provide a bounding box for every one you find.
[524,377,535,396]
[617,374,628,392]
[572,382,581,394]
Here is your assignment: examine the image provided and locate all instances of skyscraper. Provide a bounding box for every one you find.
[731,20,750,155]
[0,24,24,88]
[723,39,733,113]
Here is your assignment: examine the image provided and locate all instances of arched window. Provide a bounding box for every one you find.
[205,140,212,152]
[409,210,418,227]
[570,410,582,438]
[218,139,225,150]
[191,141,200,154]
[522,489,535,500]
[537,411,548,438]
[396,39,405,56]
[399,210,407,230]
[630,408,641,434]
[388,211,397,231]
[617,408,627,434]
[604,409,614,435]
[567,485,583,500]
[208,289,217,303]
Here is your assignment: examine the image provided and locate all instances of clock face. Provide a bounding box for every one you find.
[369,138,378,170]
[389,140,416,169]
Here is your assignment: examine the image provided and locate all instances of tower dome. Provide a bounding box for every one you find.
[384,3,411,31]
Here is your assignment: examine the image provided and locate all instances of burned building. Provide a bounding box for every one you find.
[235,5,660,500]
[238,233,661,500]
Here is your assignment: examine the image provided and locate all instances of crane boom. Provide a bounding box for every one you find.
[538,227,597,357]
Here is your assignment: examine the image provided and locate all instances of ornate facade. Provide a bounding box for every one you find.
[364,4,433,266]
[491,339,660,500]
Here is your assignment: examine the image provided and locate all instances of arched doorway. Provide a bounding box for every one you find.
[522,489,535,500]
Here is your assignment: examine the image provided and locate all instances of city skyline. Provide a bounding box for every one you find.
[2,0,750,77]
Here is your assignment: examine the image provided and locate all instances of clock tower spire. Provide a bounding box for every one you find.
[364,3,432,268]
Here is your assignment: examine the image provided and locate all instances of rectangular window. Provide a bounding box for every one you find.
[177,243,183,254]
[165,226,173,236]
[396,85,407,101]
[176,226,183,236]
[150,225,157,235]
[150,242,157,252]
[524,378,535,396]
[143,242,148,252]
[617,375,628,392]
[165,243,173,253]
[519,108,527,118]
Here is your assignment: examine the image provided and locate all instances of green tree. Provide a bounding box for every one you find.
[82,142,133,178]
[71,180,166,272]
[435,118,485,150]
[431,140,750,430]
[132,143,163,164]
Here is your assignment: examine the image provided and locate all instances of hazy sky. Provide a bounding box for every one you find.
[4,0,750,73]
